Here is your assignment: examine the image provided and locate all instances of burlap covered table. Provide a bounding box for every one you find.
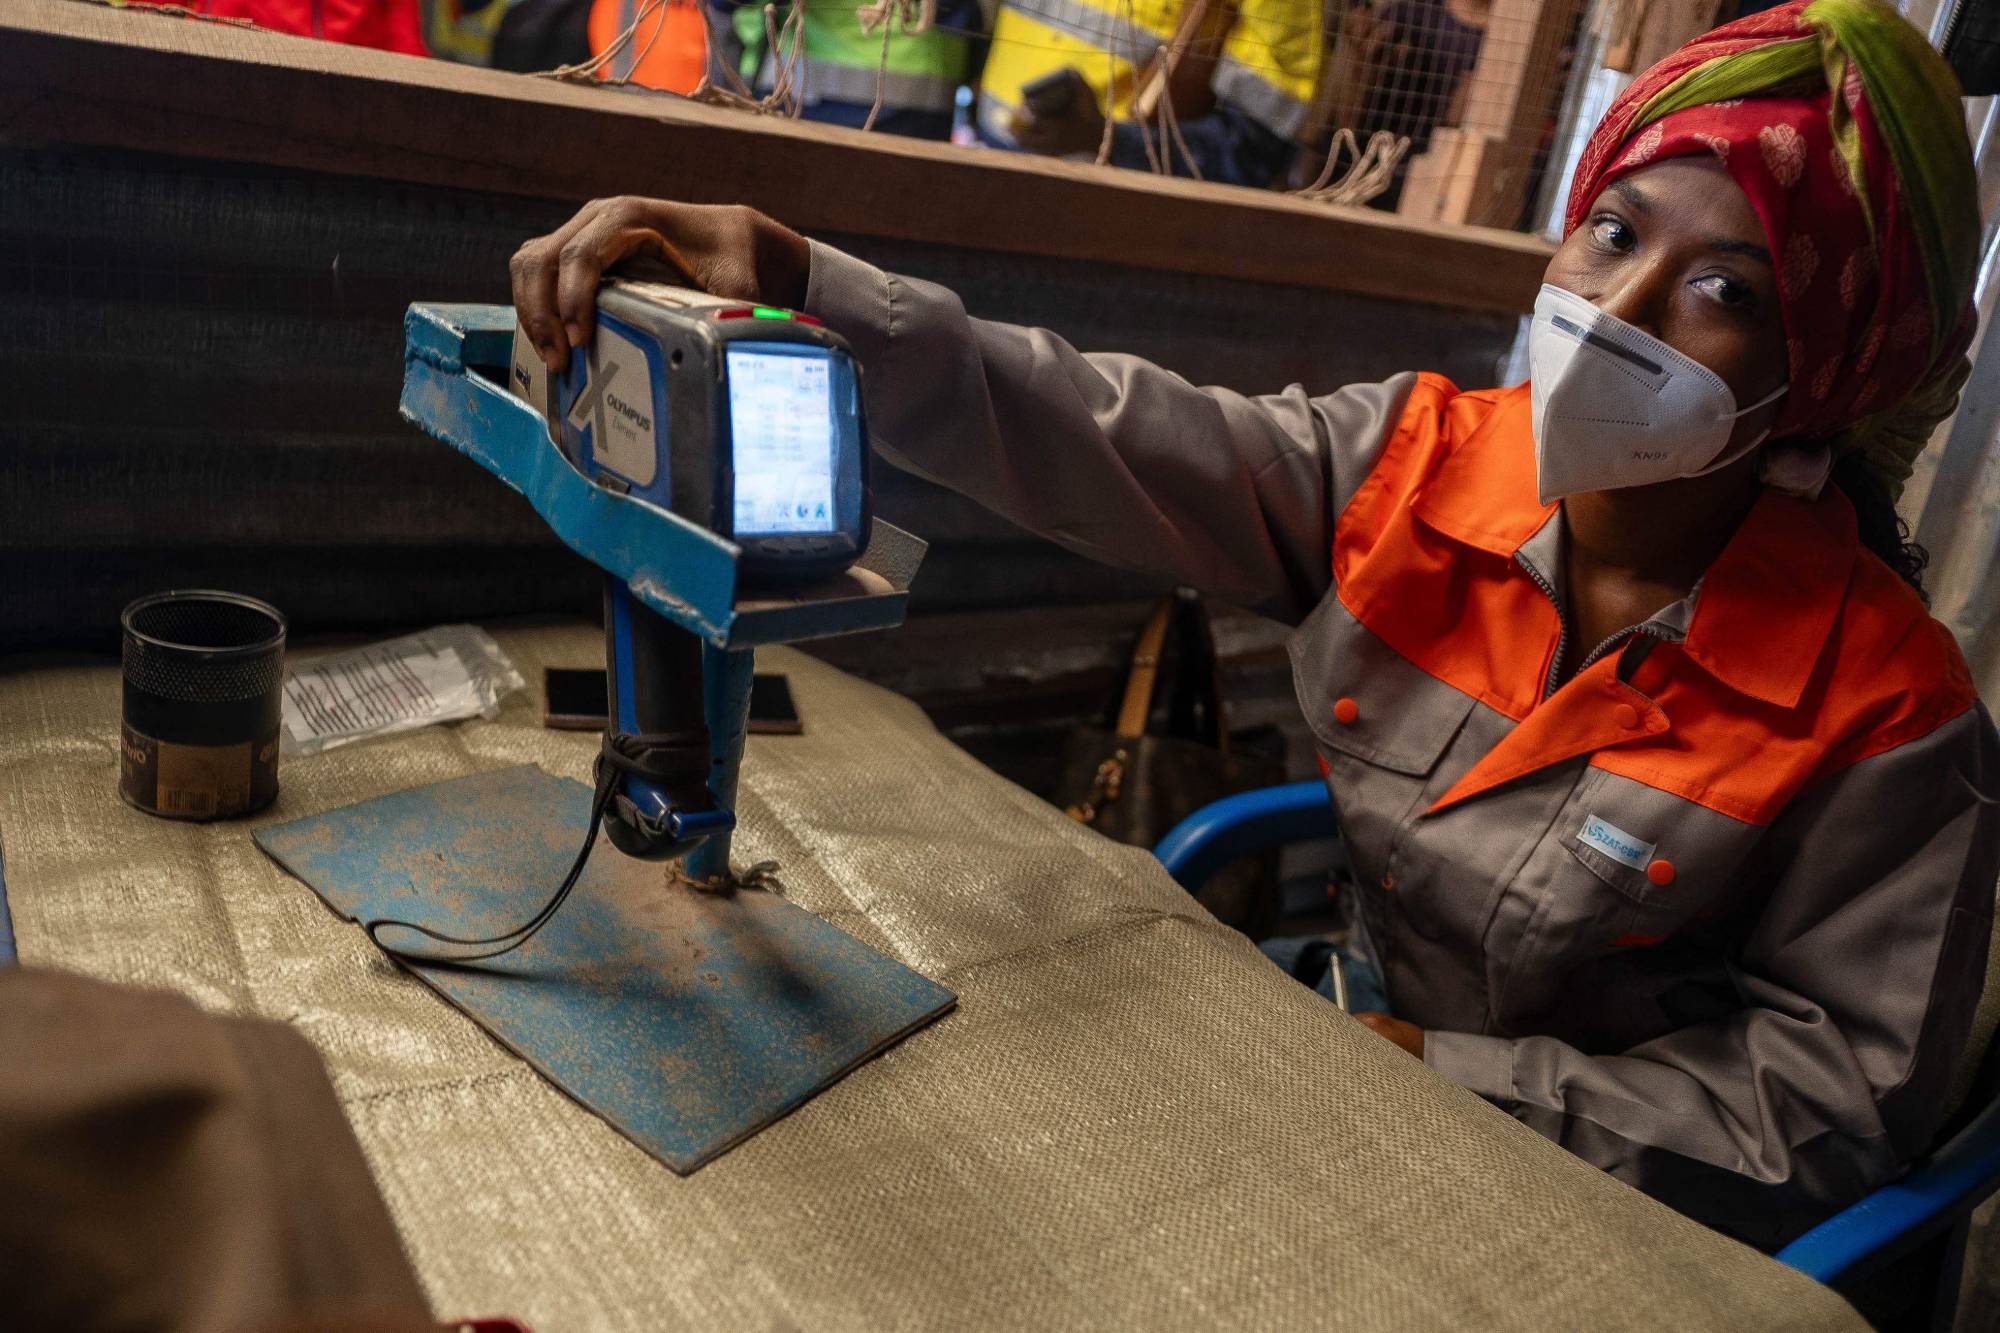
[0,623,1862,1330]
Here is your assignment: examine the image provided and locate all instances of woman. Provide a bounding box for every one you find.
[511,0,2000,1246]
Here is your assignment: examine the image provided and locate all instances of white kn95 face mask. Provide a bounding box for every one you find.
[1527,283,1787,505]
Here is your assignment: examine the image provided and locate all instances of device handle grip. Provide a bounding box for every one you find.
[604,579,718,858]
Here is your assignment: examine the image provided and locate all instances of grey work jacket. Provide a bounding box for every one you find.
[801,241,2000,1247]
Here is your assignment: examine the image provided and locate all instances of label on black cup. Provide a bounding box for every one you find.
[120,723,279,820]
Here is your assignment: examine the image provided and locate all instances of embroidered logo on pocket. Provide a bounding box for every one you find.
[1577,815,1655,871]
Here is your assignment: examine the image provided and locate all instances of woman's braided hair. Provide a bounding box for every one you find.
[1832,451,1931,603]
[1820,349,1970,604]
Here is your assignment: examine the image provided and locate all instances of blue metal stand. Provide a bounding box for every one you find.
[400,302,925,879]
[688,645,756,882]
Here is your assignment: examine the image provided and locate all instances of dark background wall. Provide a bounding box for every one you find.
[0,145,1520,789]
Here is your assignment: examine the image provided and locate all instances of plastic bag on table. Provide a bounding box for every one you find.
[281,625,526,756]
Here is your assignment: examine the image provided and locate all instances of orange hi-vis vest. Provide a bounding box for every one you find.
[588,0,709,93]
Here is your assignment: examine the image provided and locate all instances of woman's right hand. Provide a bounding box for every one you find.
[509,197,812,373]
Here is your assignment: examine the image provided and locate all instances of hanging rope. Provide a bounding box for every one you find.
[856,0,937,132]
[1147,19,1215,181]
[862,17,894,131]
[1158,90,1202,179]
[539,0,811,119]
[1093,34,1119,164]
[513,0,1409,209]
[685,0,809,116]
[857,0,935,37]
[72,0,262,32]
[693,0,760,99]
[533,0,670,86]
[1128,0,1166,173]
[90,0,1433,207]
[770,0,810,116]
[1291,127,1410,207]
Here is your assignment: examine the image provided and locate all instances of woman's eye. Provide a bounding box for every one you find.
[1589,217,1634,251]
[1693,274,1758,309]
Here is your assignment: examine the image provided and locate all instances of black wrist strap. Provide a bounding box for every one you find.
[364,730,710,966]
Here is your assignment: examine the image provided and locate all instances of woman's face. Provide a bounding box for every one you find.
[1543,156,1791,457]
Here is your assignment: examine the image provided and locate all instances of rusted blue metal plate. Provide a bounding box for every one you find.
[256,765,956,1173]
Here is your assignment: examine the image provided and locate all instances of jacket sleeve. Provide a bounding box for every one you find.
[801,240,1414,623]
[1424,706,2000,1249]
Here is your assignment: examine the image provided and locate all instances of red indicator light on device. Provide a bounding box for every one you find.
[715,308,754,320]
[793,313,823,327]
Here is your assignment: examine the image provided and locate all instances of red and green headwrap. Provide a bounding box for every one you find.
[1565,0,1981,499]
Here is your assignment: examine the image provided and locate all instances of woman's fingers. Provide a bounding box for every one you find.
[553,200,662,354]
[509,200,606,371]
[510,199,809,370]
[1353,1011,1425,1057]
[541,199,727,361]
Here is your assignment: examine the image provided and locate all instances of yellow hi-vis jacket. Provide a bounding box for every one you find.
[977,0,1319,146]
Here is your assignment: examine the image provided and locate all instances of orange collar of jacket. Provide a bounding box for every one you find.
[1406,382,1856,712]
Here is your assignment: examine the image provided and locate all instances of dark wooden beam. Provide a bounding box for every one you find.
[0,0,1552,315]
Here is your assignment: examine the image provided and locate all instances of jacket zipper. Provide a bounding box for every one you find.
[1517,551,1688,693]
[1515,551,1569,701]
[1577,622,1674,675]
[1939,0,1968,53]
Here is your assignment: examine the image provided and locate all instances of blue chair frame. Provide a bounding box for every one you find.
[1155,781,2000,1313]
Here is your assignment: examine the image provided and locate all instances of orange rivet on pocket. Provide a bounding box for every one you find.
[1614,703,1642,730]
[1647,858,1676,887]
[1333,697,1359,725]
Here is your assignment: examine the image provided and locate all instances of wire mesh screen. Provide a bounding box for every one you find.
[1320,0,1589,225]
[102,0,1617,230]
[500,0,1604,224]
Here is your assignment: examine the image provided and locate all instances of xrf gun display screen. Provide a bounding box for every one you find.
[727,347,838,536]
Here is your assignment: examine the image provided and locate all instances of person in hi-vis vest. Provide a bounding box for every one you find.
[979,0,1318,187]
[586,0,710,93]
[706,0,988,139]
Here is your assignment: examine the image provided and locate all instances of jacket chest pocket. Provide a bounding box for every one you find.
[1553,769,1758,914]
[1501,766,1761,1005]
[1563,814,1670,904]
[1288,593,1478,876]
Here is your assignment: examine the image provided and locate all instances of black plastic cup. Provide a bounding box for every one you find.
[120,591,287,821]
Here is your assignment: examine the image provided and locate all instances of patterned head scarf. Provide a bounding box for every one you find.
[1565,0,1981,499]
